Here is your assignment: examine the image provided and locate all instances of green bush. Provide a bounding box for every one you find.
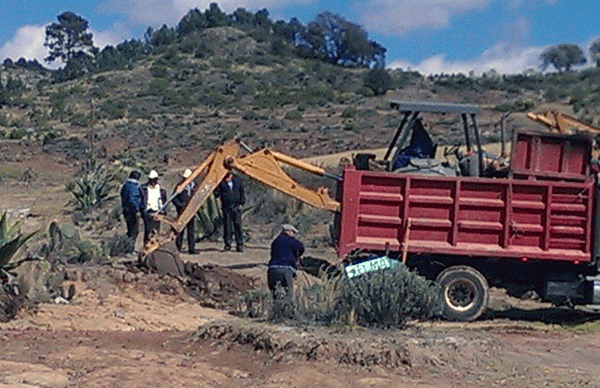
[101,100,127,119]
[341,106,357,118]
[284,110,303,120]
[239,261,440,329]
[8,128,27,140]
[334,264,440,328]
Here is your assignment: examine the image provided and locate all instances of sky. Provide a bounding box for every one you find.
[1,0,599,75]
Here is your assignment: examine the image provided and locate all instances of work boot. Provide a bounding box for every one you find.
[224,245,231,251]
[236,246,244,252]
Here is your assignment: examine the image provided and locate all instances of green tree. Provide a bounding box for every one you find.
[177,8,208,35]
[44,11,95,65]
[540,43,586,73]
[590,39,600,68]
[364,68,392,95]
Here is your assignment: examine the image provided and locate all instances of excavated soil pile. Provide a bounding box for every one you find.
[192,319,499,371]
[183,262,259,308]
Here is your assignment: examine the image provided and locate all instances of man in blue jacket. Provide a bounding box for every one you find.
[120,170,144,248]
[268,224,304,298]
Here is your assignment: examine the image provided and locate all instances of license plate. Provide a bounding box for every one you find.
[344,256,398,278]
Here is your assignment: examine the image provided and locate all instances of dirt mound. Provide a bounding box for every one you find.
[183,262,258,308]
[192,319,498,371]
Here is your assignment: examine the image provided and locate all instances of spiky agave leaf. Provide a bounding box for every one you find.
[0,225,39,269]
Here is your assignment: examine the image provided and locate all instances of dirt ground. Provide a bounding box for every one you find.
[2,152,600,388]
[1,240,600,388]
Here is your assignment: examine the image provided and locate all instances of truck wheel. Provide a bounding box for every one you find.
[436,266,489,322]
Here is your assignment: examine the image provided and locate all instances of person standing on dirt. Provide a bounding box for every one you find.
[141,170,167,243]
[172,168,197,254]
[120,170,144,248]
[215,171,245,252]
[268,224,304,298]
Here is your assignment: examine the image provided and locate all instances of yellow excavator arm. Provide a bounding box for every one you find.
[526,110,600,135]
[141,138,340,261]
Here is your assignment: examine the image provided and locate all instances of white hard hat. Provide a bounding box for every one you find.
[282,224,298,233]
[182,168,192,178]
[148,170,159,179]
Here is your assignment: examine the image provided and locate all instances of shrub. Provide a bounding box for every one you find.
[334,264,441,328]
[341,106,357,118]
[364,68,392,96]
[239,260,440,329]
[8,128,27,140]
[101,100,127,119]
[284,110,303,120]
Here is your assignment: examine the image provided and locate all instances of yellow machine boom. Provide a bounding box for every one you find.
[140,138,340,264]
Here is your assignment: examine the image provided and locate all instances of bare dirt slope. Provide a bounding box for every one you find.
[1,242,600,387]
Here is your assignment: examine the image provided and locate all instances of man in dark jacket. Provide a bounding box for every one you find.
[215,172,245,252]
[141,170,168,243]
[172,169,197,254]
[120,170,144,247]
[268,224,304,298]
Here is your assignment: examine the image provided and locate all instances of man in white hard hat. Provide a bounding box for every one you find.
[172,168,197,254]
[141,169,167,243]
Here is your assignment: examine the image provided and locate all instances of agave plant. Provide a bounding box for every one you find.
[66,159,117,214]
[0,211,39,271]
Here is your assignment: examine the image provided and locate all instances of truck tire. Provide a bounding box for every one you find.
[436,266,489,322]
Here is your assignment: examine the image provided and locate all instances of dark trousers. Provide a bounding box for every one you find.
[222,207,243,248]
[176,217,196,253]
[123,209,139,240]
[143,211,160,243]
[267,267,294,298]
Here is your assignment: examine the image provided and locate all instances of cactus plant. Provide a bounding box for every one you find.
[196,193,222,240]
[0,211,39,271]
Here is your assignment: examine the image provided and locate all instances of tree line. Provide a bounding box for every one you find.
[21,4,386,82]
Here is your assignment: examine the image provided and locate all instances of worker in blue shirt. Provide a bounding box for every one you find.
[268,224,304,298]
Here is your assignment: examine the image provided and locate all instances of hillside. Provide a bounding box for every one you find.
[2,21,600,186]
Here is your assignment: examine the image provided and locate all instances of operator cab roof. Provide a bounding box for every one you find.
[389,100,480,115]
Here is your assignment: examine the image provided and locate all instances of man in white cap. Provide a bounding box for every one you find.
[141,169,167,243]
[267,223,304,298]
[172,168,197,254]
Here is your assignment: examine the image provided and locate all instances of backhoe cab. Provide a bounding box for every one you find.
[353,100,508,178]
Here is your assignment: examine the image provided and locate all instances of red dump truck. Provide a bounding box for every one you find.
[336,111,600,321]
[144,101,600,322]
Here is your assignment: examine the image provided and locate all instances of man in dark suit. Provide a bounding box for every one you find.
[215,172,245,252]
[172,169,197,254]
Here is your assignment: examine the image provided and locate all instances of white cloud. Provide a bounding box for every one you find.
[0,24,48,63]
[388,43,545,75]
[353,0,490,35]
[102,0,314,29]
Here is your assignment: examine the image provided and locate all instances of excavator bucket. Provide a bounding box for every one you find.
[141,240,185,277]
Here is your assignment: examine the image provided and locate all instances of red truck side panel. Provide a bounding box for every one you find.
[337,167,595,263]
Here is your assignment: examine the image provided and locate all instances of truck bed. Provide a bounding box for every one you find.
[336,167,595,263]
